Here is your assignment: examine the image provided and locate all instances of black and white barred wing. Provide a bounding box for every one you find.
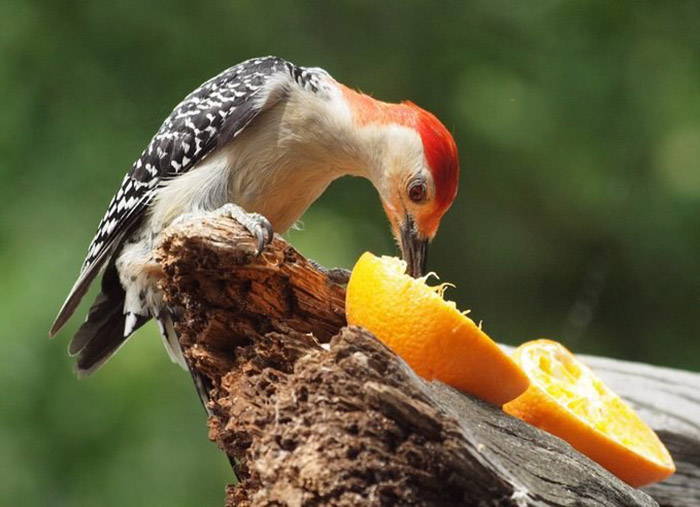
[50,56,298,336]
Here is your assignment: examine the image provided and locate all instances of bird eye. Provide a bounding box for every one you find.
[407,179,427,203]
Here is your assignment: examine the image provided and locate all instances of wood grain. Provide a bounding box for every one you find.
[156,215,697,506]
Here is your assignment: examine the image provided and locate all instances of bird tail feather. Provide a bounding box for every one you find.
[70,286,148,378]
[155,311,188,370]
[156,310,213,415]
[66,261,212,414]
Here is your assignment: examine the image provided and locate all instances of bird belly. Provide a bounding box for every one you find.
[115,228,163,321]
[232,170,335,233]
[148,150,232,232]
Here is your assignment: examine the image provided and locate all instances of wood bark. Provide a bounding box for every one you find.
[156,216,699,506]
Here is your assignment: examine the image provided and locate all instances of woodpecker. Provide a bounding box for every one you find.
[50,56,459,377]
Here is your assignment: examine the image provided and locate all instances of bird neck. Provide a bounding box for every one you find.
[222,81,401,232]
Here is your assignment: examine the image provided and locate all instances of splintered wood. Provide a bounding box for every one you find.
[156,216,694,506]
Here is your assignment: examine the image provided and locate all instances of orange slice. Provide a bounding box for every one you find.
[503,339,675,487]
[345,252,530,405]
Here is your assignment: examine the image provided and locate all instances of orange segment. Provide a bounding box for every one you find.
[503,339,675,487]
[345,252,530,405]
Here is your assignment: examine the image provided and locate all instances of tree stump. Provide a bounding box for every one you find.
[156,216,699,506]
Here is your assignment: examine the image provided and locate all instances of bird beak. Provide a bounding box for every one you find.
[399,216,429,278]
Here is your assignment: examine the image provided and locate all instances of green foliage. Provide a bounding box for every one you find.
[1,0,698,504]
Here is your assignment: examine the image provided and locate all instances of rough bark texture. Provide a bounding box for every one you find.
[579,355,700,506]
[156,216,698,506]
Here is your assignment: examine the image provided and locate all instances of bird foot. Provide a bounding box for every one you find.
[215,204,274,255]
[172,204,274,255]
[309,260,351,285]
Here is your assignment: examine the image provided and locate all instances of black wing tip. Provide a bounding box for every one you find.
[50,241,123,341]
[49,306,71,338]
[50,285,86,339]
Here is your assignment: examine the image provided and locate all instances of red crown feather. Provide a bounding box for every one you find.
[342,86,459,219]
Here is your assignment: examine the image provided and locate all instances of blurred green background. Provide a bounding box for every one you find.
[1,0,698,505]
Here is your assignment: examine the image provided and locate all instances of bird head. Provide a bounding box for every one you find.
[341,87,460,277]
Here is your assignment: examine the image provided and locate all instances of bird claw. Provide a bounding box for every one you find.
[251,218,274,255]
[309,260,351,285]
[216,204,274,255]
[327,267,351,285]
[243,213,273,256]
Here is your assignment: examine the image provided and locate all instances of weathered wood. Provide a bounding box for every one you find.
[495,345,700,507]
[156,215,697,506]
[580,355,700,506]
